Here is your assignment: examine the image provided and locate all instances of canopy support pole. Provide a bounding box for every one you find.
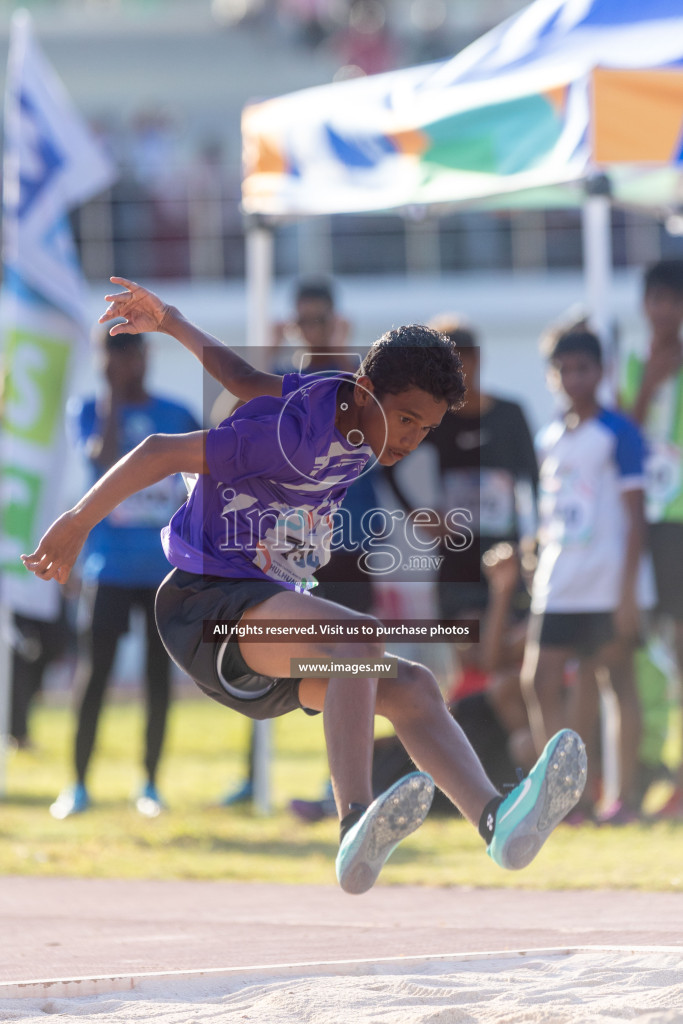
[582,176,620,809]
[582,177,615,378]
[246,217,274,349]
[244,217,275,816]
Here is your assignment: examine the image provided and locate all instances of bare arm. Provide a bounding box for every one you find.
[21,431,207,585]
[479,544,519,674]
[99,277,284,402]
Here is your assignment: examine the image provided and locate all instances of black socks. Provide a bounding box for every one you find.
[478,796,504,844]
[340,802,368,843]
[340,796,506,846]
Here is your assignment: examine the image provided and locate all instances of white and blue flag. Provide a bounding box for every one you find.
[0,10,116,617]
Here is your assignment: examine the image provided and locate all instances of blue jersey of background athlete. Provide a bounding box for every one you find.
[162,373,373,591]
[72,396,200,586]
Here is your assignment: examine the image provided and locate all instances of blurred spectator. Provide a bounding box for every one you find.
[632,638,674,807]
[186,140,234,280]
[213,0,343,44]
[50,327,201,820]
[271,277,354,374]
[472,543,535,773]
[405,0,453,64]
[212,0,270,29]
[425,315,538,624]
[331,1,400,76]
[522,326,647,824]
[622,259,683,819]
[128,111,179,191]
[444,542,534,789]
[279,0,339,47]
[9,600,75,750]
[128,111,189,277]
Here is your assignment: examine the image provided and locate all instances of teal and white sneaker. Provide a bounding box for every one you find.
[49,782,90,820]
[335,772,434,895]
[488,729,587,871]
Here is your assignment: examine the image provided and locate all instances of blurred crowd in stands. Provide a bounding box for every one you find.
[62,0,650,284]
[211,0,471,71]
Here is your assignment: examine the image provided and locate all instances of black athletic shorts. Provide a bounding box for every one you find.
[155,569,318,721]
[649,522,683,620]
[532,610,615,658]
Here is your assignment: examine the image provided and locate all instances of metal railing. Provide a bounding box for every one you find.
[72,187,671,282]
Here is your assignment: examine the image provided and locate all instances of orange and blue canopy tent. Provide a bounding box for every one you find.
[242,0,683,217]
[240,0,683,358]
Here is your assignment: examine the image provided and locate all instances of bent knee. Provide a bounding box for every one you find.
[377,661,444,719]
[352,614,385,662]
[318,638,384,663]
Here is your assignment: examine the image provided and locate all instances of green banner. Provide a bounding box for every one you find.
[0,466,43,575]
[0,325,73,596]
[3,328,70,445]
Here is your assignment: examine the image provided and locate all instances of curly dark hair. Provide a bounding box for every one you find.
[358,324,466,411]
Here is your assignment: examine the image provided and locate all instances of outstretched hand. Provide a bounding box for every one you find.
[21,510,89,584]
[99,277,170,336]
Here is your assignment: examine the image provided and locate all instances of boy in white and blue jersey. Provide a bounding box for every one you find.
[524,327,647,823]
[23,278,587,893]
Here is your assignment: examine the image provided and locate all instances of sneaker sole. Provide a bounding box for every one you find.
[495,730,587,870]
[337,773,434,895]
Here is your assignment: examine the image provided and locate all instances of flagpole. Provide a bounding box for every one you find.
[245,216,274,816]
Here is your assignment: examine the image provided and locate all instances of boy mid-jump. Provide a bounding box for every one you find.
[23,278,586,895]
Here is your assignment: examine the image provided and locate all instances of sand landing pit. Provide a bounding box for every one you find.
[1,947,682,1023]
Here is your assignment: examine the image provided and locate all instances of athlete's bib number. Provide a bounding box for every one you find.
[645,441,682,521]
[479,469,515,536]
[253,508,332,589]
[540,474,595,546]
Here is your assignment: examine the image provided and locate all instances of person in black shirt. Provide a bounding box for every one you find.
[426,316,539,621]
